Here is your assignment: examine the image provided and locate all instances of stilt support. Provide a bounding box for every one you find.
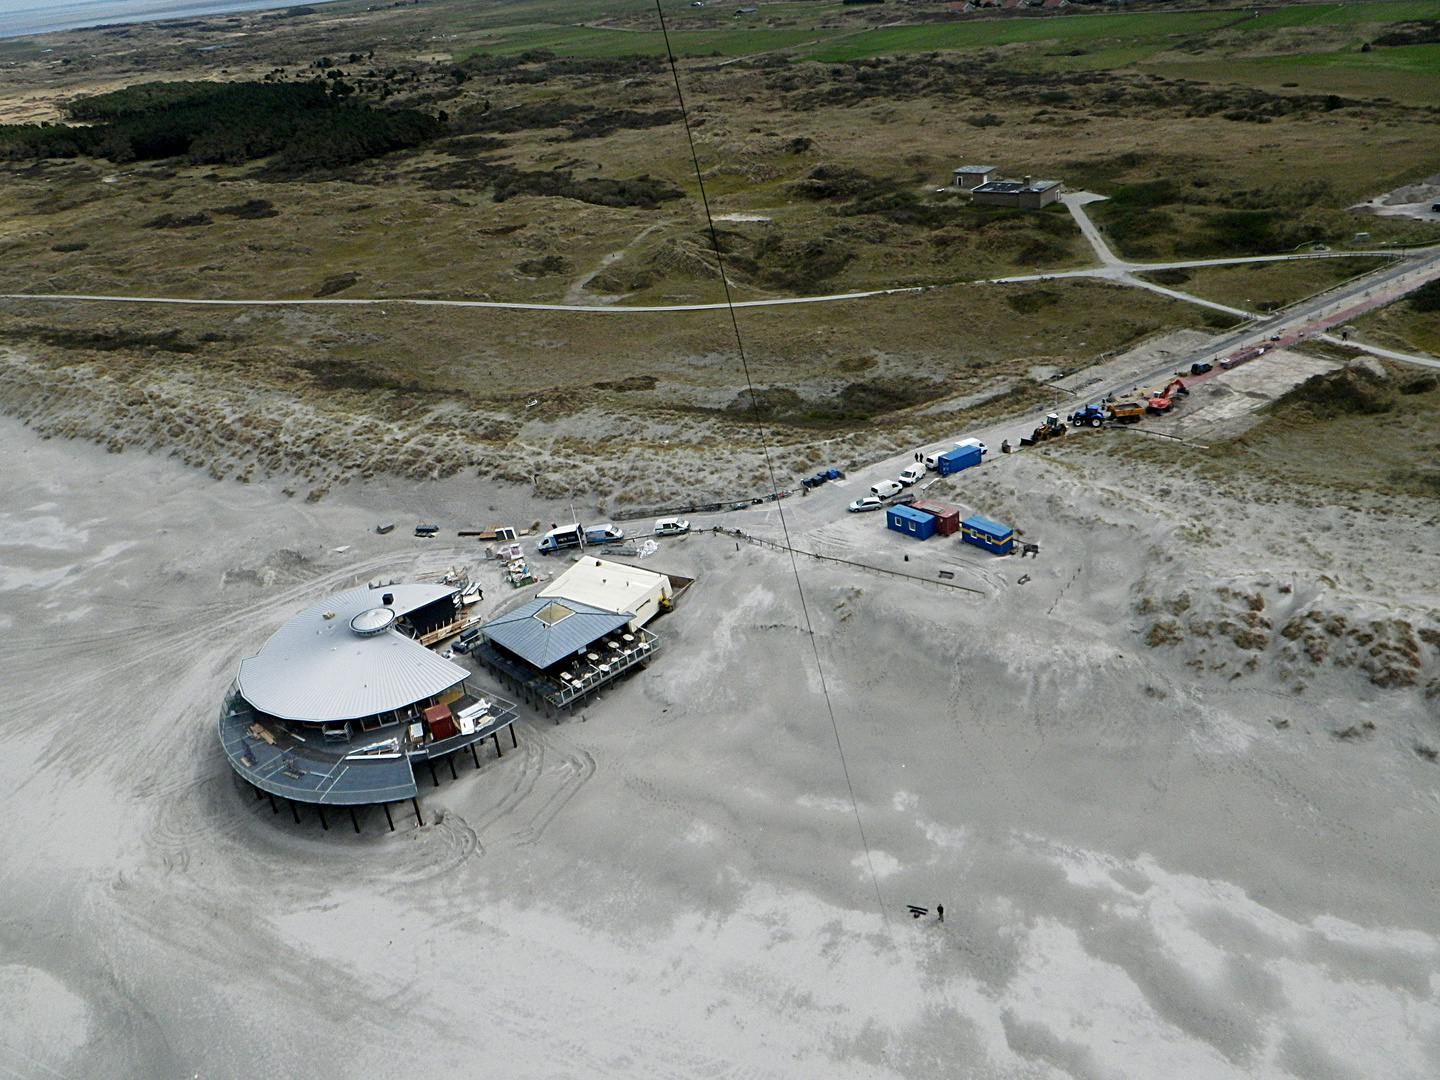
[511,725,518,749]
[384,802,395,832]
[290,799,300,825]
[267,792,278,814]
[470,743,481,769]
[412,796,424,827]
[318,805,329,831]
[447,755,458,781]
[349,806,360,834]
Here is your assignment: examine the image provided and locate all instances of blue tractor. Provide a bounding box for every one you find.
[1068,403,1107,429]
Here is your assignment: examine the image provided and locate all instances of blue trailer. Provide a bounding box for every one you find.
[934,444,982,477]
[960,514,1014,554]
[887,504,937,540]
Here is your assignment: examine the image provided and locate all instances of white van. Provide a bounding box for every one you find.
[537,523,585,555]
[871,480,904,499]
[924,439,988,470]
[898,462,926,486]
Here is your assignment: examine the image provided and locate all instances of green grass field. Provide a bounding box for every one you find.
[455,0,1440,65]
[461,24,842,58]
[1263,41,1440,72]
[1240,0,1440,29]
[805,10,1244,61]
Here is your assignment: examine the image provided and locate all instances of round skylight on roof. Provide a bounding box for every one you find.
[350,607,398,636]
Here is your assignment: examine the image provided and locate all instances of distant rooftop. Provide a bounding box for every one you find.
[953,164,997,174]
[973,179,1061,193]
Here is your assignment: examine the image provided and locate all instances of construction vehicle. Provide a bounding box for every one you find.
[1070,401,1145,428]
[1069,403,1105,428]
[1146,379,1189,414]
[1020,413,1067,447]
[1107,401,1144,424]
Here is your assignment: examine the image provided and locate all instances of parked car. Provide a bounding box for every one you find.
[848,496,884,513]
[898,462,926,486]
[802,467,846,489]
[653,517,690,536]
[1190,361,1213,376]
[584,523,625,544]
[871,480,904,499]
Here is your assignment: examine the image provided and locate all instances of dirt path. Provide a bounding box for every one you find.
[562,222,668,305]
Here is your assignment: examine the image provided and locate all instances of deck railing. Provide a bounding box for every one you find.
[544,630,659,708]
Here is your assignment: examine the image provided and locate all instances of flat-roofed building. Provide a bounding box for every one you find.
[475,558,689,715]
[952,164,998,189]
[539,557,672,630]
[971,176,1063,208]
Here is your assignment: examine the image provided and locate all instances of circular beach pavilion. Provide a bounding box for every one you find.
[219,582,517,830]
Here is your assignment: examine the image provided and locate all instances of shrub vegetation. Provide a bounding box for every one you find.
[0,81,439,171]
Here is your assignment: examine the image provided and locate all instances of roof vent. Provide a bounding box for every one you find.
[351,607,398,636]
[382,592,394,605]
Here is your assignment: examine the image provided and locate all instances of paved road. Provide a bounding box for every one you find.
[742,240,1440,540]
[1317,333,1440,371]
[0,192,1424,317]
[0,286,928,315]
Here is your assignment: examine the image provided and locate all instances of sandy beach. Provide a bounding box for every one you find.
[2,407,1438,1078]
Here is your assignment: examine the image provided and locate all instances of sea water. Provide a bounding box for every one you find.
[0,0,332,39]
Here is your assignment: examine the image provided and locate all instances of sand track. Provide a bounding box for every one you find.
[2,406,1440,1078]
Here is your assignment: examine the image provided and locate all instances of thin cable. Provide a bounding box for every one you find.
[654,3,891,933]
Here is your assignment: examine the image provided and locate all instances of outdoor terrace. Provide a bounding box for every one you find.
[473,626,660,715]
[219,682,519,806]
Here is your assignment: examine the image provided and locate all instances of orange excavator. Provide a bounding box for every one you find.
[1146,378,1189,414]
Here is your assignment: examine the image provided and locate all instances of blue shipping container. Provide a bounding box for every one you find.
[960,514,1014,554]
[887,504,937,540]
[935,445,982,476]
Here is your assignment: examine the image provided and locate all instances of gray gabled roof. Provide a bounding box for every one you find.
[481,595,633,670]
[237,583,468,723]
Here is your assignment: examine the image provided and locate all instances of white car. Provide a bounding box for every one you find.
[653,517,690,536]
[847,496,884,513]
[870,480,903,499]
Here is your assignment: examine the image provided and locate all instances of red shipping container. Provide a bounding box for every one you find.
[907,499,961,536]
[424,702,457,741]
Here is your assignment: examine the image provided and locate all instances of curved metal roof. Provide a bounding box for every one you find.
[237,583,467,723]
